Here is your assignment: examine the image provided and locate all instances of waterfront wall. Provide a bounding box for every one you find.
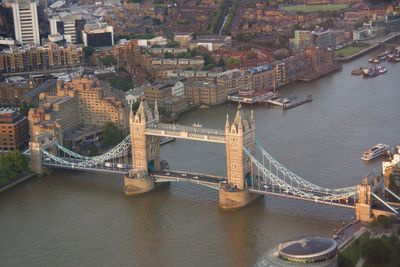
[0,173,36,193]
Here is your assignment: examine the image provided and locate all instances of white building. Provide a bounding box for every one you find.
[171,81,184,97]
[125,87,145,106]
[11,0,40,45]
[49,13,85,44]
[382,146,400,176]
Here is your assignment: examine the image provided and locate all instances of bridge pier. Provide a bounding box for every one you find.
[124,170,155,195]
[219,188,261,210]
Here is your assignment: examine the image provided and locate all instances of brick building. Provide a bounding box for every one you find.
[0,108,29,152]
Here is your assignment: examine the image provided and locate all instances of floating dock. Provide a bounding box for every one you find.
[266,93,312,110]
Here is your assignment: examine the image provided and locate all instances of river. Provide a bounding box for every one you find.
[1,51,399,266]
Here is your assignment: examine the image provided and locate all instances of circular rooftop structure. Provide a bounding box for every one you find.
[277,236,337,264]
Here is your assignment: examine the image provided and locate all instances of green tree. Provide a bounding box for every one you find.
[338,253,353,267]
[87,144,99,156]
[83,46,95,61]
[164,52,174,58]
[102,55,114,66]
[361,238,390,264]
[109,77,132,92]
[19,102,32,116]
[131,100,140,112]
[102,122,122,146]
[167,40,179,47]
[226,57,240,68]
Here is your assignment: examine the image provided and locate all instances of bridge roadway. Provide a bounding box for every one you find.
[151,170,226,190]
[249,185,356,209]
[146,123,226,143]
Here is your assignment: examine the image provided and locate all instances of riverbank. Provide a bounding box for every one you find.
[335,32,400,62]
[297,64,342,82]
[0,172,36,193]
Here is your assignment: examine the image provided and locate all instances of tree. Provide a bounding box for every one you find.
[102,122,122,146]
[226,57,240,68]
[164,52,174,58]
[83,46,95,62]
[87,144,99,156]
[361,238,390,264]
[102,55,114,66]
[19,102,32,116]
[338,253,353,267]
[131,100,140,112]
[167,40,179,48]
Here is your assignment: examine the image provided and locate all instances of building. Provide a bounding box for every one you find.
[208,69,252,95]
[189,35,231,51]
[382,146,400,189]
[264,236,338,267]
[248,64,275,91]
[0,77,36,106]
[10,0,40,45]
[28,76,130,145]
[0,107,29,152]
[291,30,312,50]
[143,83,173,106]
[173,32,193,48]
[185,80,226,106]
[0,43,83,73]
[82,23,114,48]
[312,28,336,50]
[49,13,86,44]
[125,86,145,107]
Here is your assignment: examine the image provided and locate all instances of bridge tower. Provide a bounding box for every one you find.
[355,177,373,222]
[219,104,258,210]
[29,132,58,175]
[124,97,161,195]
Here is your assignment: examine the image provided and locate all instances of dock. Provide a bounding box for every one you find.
[266,93,312,110]
[283,94,312,110]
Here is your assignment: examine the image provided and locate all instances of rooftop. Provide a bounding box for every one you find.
[278,236,337,259]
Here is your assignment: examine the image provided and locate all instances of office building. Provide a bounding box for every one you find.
[10,0,40,45]
[49,13,86,44]
[82,23,114,48]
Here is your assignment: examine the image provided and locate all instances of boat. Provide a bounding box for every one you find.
[368,58,374,63]
[160,137,175,145]
[377,66,387,74]
[361,144,390,161]
[192,123,203,128]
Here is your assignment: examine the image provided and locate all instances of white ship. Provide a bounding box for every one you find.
[361,144,389,161]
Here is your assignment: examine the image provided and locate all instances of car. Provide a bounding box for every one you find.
[117,164,125,169]
[105,163,112,167]
[165,172,170,175]
[181,173,187,177]
[193,176,199,179]
[44,157,51,161]
[221,180,227,184]
[263,184,269,189]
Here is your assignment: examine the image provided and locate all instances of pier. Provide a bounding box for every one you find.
[265,93,312,110]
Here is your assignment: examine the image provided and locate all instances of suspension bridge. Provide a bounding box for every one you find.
[29,98,400,222]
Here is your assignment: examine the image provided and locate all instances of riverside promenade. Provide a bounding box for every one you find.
[336,32,400,62]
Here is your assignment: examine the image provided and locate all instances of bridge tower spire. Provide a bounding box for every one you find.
[124,96,160,195]
[220,104,259,210]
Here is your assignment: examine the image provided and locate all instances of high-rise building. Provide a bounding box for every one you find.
[49,13,86,44]
[10,0,40,45]
[292,30,312,50]
[82,23,114,48]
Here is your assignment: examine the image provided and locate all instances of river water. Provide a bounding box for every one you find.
[1,51,399,266]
